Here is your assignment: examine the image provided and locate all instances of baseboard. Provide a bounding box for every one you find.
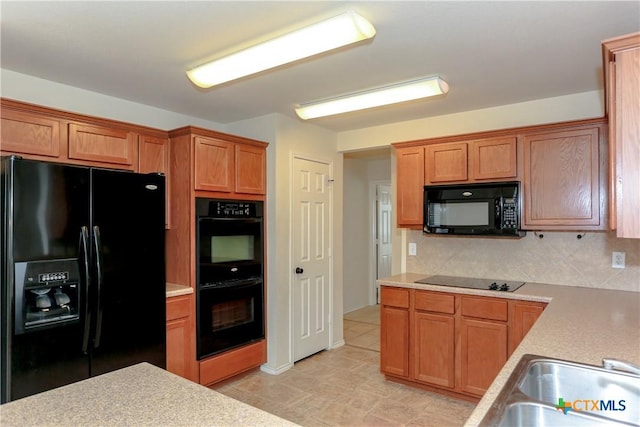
[260,362,293,375]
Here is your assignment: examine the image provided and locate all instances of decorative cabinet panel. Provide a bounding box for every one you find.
[166,294,197,382]
[603,32,640,238]
[380,287,410,377]
[395,147,424,227]
[68,123,136,167]
[235,143,266,195]
[0,108,61,158]
[470,137,517,180]
[458,317,508,396]
[413,311,455,388]
[194,136,234,192]
[522,126,603,229]
[139,135,171,228]
[508,300,546,355]
[425,142,468,183]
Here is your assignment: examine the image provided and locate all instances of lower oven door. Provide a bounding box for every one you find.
[197,279,264,360]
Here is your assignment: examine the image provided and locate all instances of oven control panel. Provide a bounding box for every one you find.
[197,198,263,219]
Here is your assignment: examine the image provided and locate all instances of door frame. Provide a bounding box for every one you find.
[369,180,391,305]
[288,153,335,362]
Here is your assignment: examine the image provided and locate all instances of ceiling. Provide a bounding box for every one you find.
[1,1,639,132]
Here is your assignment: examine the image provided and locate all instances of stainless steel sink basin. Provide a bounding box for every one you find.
[518,359,640,424]
[497,401,630,427]
[480,354,640,426]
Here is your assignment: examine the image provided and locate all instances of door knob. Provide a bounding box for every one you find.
[295,267,304,274]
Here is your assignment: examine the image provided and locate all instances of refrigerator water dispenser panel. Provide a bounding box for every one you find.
[14,259,81,334]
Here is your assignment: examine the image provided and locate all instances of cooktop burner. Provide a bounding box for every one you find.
[414,275,525,292]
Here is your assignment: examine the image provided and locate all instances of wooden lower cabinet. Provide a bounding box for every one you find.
[166,293,198,382]
[380,286,546,400]
[458,318,508,396]
[413,312,455,388]
[380,287,410,377]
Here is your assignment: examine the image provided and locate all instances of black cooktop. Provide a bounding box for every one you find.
[414,275,525,292]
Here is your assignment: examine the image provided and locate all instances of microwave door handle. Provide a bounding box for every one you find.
[79,226,91,354]
[92,225,104,349]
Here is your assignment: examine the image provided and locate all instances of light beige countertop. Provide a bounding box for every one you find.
[377,273,640,426]
[166,282,193,298]
[0,362,298,427]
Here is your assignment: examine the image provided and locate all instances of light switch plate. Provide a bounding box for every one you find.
[408,243,417,256]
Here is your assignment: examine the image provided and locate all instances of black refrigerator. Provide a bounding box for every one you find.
[0,156,166,403]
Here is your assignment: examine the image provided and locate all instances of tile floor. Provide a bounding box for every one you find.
[213,305,475,426]
[343,305,380,351]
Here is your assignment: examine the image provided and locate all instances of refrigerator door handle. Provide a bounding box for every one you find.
[92,225,104,349]
[80,226,91,354]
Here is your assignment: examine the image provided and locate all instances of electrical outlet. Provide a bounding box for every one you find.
[612,251,625,269]
[408,243,417,256]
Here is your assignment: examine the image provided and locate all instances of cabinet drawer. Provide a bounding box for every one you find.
[166,295,191,321]
[381,286,409,308]
[414,291,455,314]
[461,296,508,321]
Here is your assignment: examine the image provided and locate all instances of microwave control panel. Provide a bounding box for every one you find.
[502,198,518,229]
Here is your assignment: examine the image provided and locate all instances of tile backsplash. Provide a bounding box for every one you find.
[407,230,640,292]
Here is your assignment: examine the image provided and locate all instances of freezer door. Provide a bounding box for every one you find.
[1,158,91,403]
[89,169,166,375]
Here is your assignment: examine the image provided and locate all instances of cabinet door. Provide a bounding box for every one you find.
[508,300,546,355]
[235,143,266,194]
[459,318,507,396]
[380,305,409,378]
[470,137,517,180]
[610,43,640,238]
[194,136,234,192]
[166,294,196,382]
[396,147,424,227]
[425,142,468,183]
[68,123,136,166]
[522,127,600,228]
[1,109,61,158]
[139,135,171,228]
[413,312,455,388]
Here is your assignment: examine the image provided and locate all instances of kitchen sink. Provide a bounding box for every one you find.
[480,354,640,426]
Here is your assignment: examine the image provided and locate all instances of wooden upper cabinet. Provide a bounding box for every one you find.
[470,137,517,180]
[603,33,640,238]
[0,108,61,158]
[194,136,234,192]
[68,123,136,167]
[139,135,171,228]
[235,143,266,194]
[522,126,602,229]
[395,146,425,227]
[425,142,468,183]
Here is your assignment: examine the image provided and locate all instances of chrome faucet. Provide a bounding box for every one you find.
[602,358,640,375]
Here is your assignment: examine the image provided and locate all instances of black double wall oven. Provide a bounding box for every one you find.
[196,198,264,359]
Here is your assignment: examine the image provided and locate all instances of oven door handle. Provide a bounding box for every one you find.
[198,217,262,224]
[199,278,262,290]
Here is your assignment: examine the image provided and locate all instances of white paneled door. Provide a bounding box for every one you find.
[292,156,332,362]
[376,183,392,304]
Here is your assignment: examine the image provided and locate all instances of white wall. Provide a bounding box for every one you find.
[229,114,343,374]
[0,69,225,131]
[337,91,604,151]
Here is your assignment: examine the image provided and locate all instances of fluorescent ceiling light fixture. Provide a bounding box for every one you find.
[187,11,375,88]
[295,76,450,120]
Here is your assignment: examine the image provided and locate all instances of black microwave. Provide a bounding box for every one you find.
[423,181,525,237]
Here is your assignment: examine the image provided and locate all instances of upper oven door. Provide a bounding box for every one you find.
[197,217,263,286]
